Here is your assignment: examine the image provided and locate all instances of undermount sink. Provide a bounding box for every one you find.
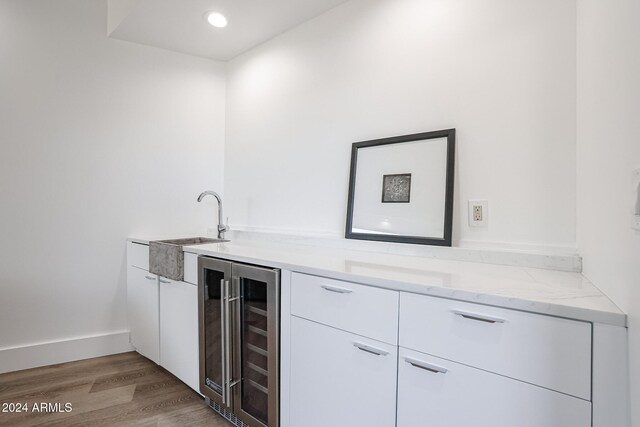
[149,237,228,281]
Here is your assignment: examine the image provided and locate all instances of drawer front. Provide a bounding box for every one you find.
[128,242,149,270]
[397,347,591,427]
[291,273,399,345]
[183,252,198,285]
[399,293,591,400]
[290,316,398,427]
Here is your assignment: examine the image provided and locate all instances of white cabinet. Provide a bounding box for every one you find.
[397,347,591,427]
[159,277,199,392]
[128,242,150,270]
[399,293,592,399]
[397,294,592,426]
[183,252,199,285]
[289,316,397,427]
[127,266,159,364]
[126,242,200,392]
[285,271,597,427]
[291,272,399,344]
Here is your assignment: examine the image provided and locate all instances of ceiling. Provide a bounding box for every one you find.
[107,0,350,61]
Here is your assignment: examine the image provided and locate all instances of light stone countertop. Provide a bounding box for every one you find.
[128,235,626,327]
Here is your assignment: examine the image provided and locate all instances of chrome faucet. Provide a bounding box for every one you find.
[197,191,229,239]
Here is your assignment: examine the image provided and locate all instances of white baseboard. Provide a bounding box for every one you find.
[0,331,134,374]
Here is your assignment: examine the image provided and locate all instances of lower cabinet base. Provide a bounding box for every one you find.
[276,272,626,427]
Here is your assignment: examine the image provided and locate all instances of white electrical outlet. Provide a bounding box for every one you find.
[468,200,488,227]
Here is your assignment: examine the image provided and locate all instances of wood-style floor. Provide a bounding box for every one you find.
[0,352,231,426]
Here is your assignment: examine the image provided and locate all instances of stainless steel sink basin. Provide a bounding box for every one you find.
[149,237,228,281]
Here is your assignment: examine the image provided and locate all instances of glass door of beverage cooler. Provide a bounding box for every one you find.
[198,257,232,407]
[231,263,279,427]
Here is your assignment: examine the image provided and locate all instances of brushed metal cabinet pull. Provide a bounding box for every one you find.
[229,276,241,404]
[451,310,506,324]
[144,275,156,281]
[353,342,389,356]
[321,284,353,294]
[405,357,448,374]
[225,279,232,405]
[159,278,171,284]
[220,278,226,405]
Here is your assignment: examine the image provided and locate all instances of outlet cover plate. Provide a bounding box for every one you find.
[468,200,488,228]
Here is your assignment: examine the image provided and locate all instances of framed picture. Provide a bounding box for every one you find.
[345,129,455,246]
[382,173,412,203]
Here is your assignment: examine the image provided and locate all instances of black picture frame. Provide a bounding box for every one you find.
[345,129,456,246]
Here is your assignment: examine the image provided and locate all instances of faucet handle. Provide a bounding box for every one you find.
[218,218,230,234]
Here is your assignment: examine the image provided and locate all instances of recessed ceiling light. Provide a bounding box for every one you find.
[206,12,227,28]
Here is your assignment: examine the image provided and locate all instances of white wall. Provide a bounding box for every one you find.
[577,0,640,424]
[0,0,226,366]
[225,0,577,251]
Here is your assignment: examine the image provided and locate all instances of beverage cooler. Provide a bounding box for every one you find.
[198,256,280,427]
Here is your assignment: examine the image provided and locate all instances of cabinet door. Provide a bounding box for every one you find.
[290,316,397,427]
[159,278,199,391]
[231,263,279,427]
[127,266,159,364]
[199,257,232,405]
[397,347,591,427]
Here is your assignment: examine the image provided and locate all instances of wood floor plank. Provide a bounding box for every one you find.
[1,383,137,427]
[89,365,167,393]
[0,379,93,405]
[42,387,196,427]
[0,353,152,398]
[155,404,233,427]
[0,352,232,427]
[0,352,143,384]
